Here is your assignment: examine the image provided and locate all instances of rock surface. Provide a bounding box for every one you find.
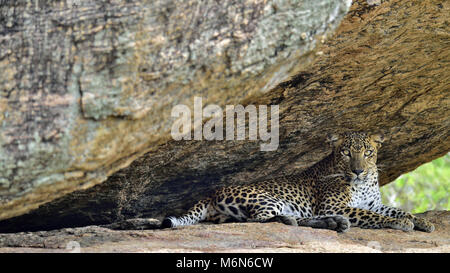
[0,0,352,221]
[0,0,447,232]
[0,211,448,253]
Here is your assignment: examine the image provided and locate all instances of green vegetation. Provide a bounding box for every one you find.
[380,153,450,213]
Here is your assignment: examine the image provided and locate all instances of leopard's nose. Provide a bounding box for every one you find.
[352,169,363,175]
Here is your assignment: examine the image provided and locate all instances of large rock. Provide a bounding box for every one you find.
[0,0,352,220]
[0,211,448,252]
[0,0,447,232]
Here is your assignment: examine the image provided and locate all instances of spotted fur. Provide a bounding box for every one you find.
[162,132,434,233]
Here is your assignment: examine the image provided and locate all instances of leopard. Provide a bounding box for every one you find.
[161,131,435,233]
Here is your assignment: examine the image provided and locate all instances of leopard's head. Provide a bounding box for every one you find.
[327,131,384,184]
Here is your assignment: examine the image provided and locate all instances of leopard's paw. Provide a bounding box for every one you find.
[412,217,435,233]
[297,215,350,232]
[324,215,350,233]
[328,215,350,232]
[387,218,414,232]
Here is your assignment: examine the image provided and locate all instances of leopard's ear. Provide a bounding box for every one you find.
[326,133,342,148]
[370,133,384,147]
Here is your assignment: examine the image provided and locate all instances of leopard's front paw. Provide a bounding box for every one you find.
[324,215,350,233]
[412,217,435,233]
[386,218,414,232]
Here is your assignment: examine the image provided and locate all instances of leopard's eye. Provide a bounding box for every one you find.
[341,149,350,156]
[364,150,373,156]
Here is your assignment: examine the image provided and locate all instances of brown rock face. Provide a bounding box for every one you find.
[0,0,449,233]
[0,211,448,253]
[0,0,447,232]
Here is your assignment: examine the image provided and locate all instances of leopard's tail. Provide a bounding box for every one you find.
[161,198,212,228]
